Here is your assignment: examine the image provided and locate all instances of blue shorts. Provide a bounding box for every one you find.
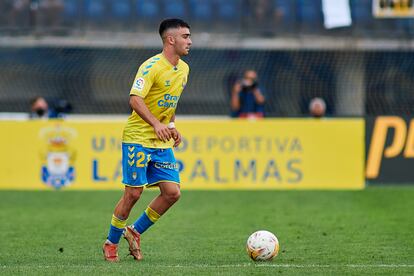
[122,143,180,187]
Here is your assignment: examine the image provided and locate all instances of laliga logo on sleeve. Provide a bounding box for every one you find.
[133,78,145,91]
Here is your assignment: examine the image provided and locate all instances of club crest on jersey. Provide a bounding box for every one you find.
[165,80,171,87]
[39,125,77,189]
[133,78,145,91]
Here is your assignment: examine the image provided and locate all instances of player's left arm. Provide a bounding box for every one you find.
[168,113,182,147]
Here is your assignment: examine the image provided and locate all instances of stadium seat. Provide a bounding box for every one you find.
[189,0,213,21]
[350,0,376,35]
[136,0,160,19]
[110,0,131,19]
[274,0,297,31]
[63,0,79,20]
[215,0,240,22]
[350,0,372,24]
[297,0,323,32]
[84,0,106,22]
[161,0,186,18]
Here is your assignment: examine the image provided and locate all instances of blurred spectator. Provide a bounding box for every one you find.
[309,97,326,118]
[29,96,72,119]
[29,96,50,119]
[38,0,64,29]
[231,70,266,118]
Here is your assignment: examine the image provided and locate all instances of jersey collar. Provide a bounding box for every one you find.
[160,52,180,71]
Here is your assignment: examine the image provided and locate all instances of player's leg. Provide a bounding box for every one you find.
[131,147,180,233]
[124,182,180,261]
[131,181,180,233]
[108,186,143,243]
[103,143,149,262]
[147,182,181,215]
[125,148,180,261]
[103,186,143,262]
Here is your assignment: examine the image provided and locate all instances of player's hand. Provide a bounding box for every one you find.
[154,123,172,142]
[169,128,182,147]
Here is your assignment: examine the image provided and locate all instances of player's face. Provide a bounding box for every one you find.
[173,27,192,56]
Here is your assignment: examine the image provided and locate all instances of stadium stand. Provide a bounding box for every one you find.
[297,0,323,33]
[215,0,239,21]
[136,0,159,18]
[62,0,79,25]
[350,0,376,35]
[108,0,132,29]
[273,0,297,34]
[189,0,213,21]
[110,0,131,20]
[1,0,413,37]
[83,0,107,29]
[162,0,187,19]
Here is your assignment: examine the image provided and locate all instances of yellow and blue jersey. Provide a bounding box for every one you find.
[123,53,189,148]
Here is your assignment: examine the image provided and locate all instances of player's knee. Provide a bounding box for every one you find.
[164,189,181,204]
[124,187,142,203]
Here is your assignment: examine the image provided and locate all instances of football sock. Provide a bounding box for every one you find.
[107,214,127,244]
[133,206,161,234]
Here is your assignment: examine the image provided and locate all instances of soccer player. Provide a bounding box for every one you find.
[102,18,191,262]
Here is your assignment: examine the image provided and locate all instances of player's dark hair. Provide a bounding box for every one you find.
[159,18,190,37]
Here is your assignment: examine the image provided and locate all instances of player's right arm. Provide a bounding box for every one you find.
[129,58,171,142]
[129,95,171,142]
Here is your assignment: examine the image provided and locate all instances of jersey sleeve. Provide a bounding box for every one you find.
[130,62,157,98]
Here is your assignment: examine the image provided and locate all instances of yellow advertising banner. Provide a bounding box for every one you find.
[0,119,364,190]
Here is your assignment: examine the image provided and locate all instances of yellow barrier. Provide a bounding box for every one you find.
[0,119,364,190]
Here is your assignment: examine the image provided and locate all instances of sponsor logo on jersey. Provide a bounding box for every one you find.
[157,94,180,108]
[154,162,179,171]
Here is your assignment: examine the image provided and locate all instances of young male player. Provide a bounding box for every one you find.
[103,18,192,262]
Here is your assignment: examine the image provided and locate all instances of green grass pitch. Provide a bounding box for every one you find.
[0,187,413,275]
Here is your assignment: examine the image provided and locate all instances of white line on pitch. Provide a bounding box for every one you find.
[1,264,414,269]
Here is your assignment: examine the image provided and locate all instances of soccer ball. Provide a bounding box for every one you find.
[246,230,279,261]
